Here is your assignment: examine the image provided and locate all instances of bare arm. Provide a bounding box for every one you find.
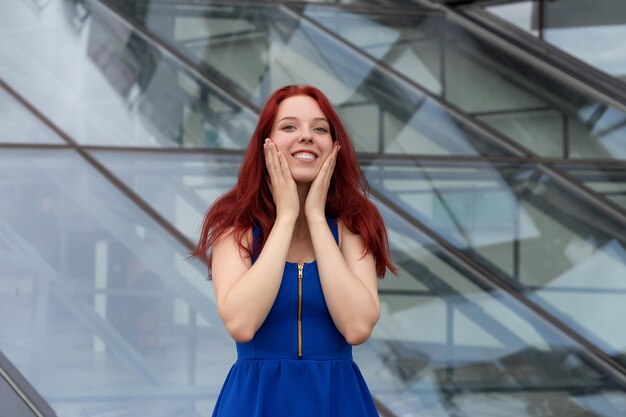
[308,218,380,345]
[211,218,295,342]
[211,138,299,342]
[303,142,379,345]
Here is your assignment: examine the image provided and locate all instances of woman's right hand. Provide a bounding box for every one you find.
[264,138,299,222]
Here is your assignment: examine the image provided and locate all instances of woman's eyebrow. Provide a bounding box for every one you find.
[277,116,329,123]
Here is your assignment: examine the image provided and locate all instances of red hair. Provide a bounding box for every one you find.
[191,85,396,278]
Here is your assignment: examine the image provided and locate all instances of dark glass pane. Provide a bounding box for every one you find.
[562,165,626,210]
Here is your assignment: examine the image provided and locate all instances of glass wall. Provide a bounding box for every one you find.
[2,1,626,416]
[302,2,626,159]
[485,0,626,83]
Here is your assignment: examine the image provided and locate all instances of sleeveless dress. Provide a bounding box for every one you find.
[211,217,379,417]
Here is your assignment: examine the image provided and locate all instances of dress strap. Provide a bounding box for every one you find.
[251,226,262,264]
[327,216,339,246]
[251,216,339,265]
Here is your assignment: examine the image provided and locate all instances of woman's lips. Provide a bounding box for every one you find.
[292,151,318,162]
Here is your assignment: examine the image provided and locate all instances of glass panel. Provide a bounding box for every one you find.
[0,1,257,148]
[0,148,232,416]
[562,165,626,210]
[484,1,539,36]
[104,0,514,156]
[544,0,626,82]
[362,203,626,417]
[365,159,626,367]
[487,0,626,83]
[303,4,626,159]
[85,148,626,416]
[92,150,240,241]
[0,87,64,144]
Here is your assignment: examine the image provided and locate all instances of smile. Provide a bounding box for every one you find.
[292,152,317,161]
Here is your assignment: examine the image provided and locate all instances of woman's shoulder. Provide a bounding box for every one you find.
[214,226,254,250]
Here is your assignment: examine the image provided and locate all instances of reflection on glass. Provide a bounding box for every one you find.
[484,1,539,35]
[562,165,626,210]
[105,0,513,156]
[303,4,626,159]
[364,159,626,368]
[70,147,626,415]
[359,203,626,417]
[0,87,64,144]
[92,150,241,241]
[0,148,232,416]
[0,0,256,148]
[487,0,626,82]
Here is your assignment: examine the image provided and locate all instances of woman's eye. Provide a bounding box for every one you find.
[314,127,329,134]
[282,125,296,131]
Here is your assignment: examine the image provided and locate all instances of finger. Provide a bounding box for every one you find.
[266,141,281,184]
[271,144,285,184]
[264,142,278,184]
[277,150,292,180]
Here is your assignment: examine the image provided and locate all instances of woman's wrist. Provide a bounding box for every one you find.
[305,212,327,225]
[275,213,298,226]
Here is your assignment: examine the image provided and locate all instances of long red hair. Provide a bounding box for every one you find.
[191,85,396,278]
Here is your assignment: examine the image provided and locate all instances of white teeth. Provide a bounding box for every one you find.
[293,152,316,160]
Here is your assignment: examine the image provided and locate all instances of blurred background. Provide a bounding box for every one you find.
[1,0,626,416]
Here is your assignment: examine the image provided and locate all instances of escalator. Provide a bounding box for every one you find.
[100,0,626,360]
[464,0,626,88]
[441,0,626,212]
[2,0,626,416]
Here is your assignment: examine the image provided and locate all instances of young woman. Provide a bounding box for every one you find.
[192,85,396,416]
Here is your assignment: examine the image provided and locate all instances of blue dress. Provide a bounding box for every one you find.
[212,218,379,417]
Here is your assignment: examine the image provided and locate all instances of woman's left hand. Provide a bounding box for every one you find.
[305,143,340,222]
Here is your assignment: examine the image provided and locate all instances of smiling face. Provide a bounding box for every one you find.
[269,95,334,183]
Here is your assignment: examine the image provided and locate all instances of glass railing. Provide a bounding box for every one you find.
[4,1,626,416]
[484,0,626,84]
[364,156,626,367]
[562,164,626,211]
[0,148,232,416]
[301,3,626,160]
[7,145,626,416]
[0,0,257,148]
[91,149,241,241]
[0,86,64,144]
[102,0,517,156]
[364,203,626,416]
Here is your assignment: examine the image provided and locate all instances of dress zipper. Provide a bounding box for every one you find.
[297,263,303,360]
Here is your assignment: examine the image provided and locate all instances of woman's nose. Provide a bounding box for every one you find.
[298,133,313,144]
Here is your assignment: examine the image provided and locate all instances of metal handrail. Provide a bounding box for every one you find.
[0,350,57,417]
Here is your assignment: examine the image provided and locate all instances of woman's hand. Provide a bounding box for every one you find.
[264,138,300,222]
[305,142,340,222]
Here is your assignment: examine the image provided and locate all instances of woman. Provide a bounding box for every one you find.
[192,85,396,416]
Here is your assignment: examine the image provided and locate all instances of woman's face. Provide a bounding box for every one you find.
[269,95,334,183]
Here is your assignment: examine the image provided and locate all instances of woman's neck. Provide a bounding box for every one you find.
[293,182,312,239]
